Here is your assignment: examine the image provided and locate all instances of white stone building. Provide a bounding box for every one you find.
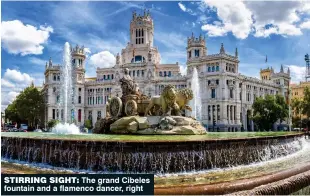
[43,11,291,131]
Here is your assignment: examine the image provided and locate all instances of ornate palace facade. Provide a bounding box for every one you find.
[43,11,291,131]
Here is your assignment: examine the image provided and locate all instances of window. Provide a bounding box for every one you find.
[53,74,56,81]
[57,74,60,81]
[52,109,55,119]
[78,96,81,104]
[208,67,211,72]
[97,111,101,120]
[142,70,144,77]
[112,74,114,79]
[104,75,106,80]
[208,80,211,85]
[211,89,216,98]
[56,95,60,103]
[164,71,167,77]
[137,70,140,77]
[107,75,110,80]
[53,87,56,92]
[79,88,81,92]
[188,51,191,58]
[168,71,171,77]
[159,72,162,77]
[216,66,219,71]
[61,109,64,120]
[88,111,92,121]
[216,80,219,85]
[195,49,200,57]
[133,70,135,77]
[230,89,233,98]
[212,66,215,72]
[78,109,81,122]
[240,92,242,100]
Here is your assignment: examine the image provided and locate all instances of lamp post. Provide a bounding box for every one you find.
[305,54,310,81]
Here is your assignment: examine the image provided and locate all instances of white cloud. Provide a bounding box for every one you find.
[1,20,53,56]
[286,65,306,84]
[89,51,115,69]
[1,79,15,88]
[1,91,20,106]
[300,20,310,29]
[155,32,187,49]
[1,69,36,111]
[4,69,34,84]
[200,1,310,39]
[201,0,253,39]
[178,2,187,12]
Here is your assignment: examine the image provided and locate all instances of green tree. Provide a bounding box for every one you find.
[302,87,310,129]
[6,86,45,128]
[292,98,303,128]
[5,101,21,124]
[252,94,289,131]
[47,119,59,129]
[84,119,92,129]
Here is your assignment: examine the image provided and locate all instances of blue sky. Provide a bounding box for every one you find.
[1,1,310,110]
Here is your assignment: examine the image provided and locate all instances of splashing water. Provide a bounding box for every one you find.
[52,123,80,134]
[52,42,79,134]
[190,67,202,121]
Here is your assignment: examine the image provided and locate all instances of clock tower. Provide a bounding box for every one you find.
[130,10,154,48]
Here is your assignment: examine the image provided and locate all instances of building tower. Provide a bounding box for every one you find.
[130,10,154,47]
[71,45,86,126]
[186,33,206,60]
[305,53,310,81]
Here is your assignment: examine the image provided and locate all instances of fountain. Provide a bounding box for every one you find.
[1,48,309,195]
[51,42,80,134]
[190,67,202,121]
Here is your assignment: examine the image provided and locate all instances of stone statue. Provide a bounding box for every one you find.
[148,50,152,62]
[144,85,180,116]
[175,88,194,112]
[119,68,138,96]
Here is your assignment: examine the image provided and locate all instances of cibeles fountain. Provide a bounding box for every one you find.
[2,42,310,195]
[100,67,205,135]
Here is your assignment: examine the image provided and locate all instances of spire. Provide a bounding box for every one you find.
[220,43,225,54]
[45,62,48,69]
[265,55,268,63]
[49,57,52,67]
[235,47,238,58]
[191,32,194,38]
[287,67,290,75]
[280,64,284,73]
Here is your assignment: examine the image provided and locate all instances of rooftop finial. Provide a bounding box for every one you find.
[49,57,52,67]
[220,43,225,54]
[280,64,284,73]
[235,47,238,58]
[287,67,290,75]
[265,55,268,63]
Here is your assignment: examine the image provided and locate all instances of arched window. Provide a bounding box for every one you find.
[164,71,167,77]
[212,66,215,72]
[208,67,211,72]
[216,66,219,71]
[159,72,162,77]
[168,71,171,77]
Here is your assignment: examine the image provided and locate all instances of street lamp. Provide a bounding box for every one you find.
[305,54,310,81]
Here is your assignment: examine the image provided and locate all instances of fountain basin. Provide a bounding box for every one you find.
[1,132,306,174]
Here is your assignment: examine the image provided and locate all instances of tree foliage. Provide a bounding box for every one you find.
[84,119,92,129]
[5,86,45,128]
[302,87,310,119]
[252,94,288,131]
[47,119,59,129]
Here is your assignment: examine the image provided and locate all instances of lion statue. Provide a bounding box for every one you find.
[144,85,179,116]
[175,88,194,113]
